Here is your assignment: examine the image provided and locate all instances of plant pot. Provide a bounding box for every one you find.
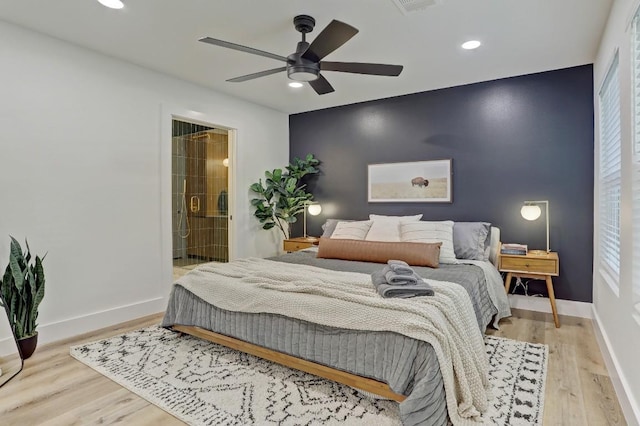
[17,333,38,360]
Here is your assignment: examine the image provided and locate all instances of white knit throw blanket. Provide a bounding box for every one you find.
[176,258,490,425]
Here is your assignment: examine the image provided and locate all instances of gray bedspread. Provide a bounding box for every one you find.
[162,250,500,426]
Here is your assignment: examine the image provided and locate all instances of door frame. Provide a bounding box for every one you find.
[160,105,236,294]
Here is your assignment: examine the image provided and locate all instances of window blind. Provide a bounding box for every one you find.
[599,52,621,285]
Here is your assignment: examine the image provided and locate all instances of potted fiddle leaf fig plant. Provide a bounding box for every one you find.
[250,154,320,239]
[0,237,46,360]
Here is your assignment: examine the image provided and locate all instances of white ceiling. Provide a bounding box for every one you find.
[0,0,612,114]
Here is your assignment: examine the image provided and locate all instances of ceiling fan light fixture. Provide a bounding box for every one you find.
[461,40,481,50]
[288,66,320,82]
[289,71,318,82]
[97,0,124,9]
[288,82,304,88]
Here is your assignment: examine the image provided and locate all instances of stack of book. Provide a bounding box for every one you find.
[501,243,528,255]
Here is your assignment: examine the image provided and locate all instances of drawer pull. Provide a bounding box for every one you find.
[525,263,530,267]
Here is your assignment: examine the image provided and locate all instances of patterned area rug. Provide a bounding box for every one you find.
[70,327,547,425]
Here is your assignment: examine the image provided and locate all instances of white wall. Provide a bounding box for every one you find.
[0,20,289,353]
[593,0,640,424]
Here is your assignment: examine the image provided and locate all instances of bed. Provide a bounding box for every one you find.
[162,224,510,426]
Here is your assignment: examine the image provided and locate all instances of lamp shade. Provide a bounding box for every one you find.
[520,205,542,221]
[307,203,322,216]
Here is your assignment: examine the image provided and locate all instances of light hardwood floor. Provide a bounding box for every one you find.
[0,309,627,425]
[486,309,626,426]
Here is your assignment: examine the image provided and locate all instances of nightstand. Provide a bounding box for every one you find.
[283,237,318,253]
[499,248,560,327]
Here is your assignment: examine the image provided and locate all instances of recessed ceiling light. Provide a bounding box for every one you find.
[461,40,481,50]
[98,0,124,9]
[288,82,304,88]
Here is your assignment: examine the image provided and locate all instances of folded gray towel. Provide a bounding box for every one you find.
[371,270,388,287]
[376,283,435,298]
[374,269,420,286]
[371,270,434,298]
[387,260,414,275]
[384,269,419,285]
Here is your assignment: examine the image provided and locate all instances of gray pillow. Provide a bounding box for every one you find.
[453,222,491,260]
[321,219,355,238]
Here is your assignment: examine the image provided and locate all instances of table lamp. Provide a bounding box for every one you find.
[303,202,322,241]
[520,200,550,253]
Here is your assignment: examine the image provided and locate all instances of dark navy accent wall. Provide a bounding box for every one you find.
[289,65,594,303]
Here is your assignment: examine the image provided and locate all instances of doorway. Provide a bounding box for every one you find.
[172,119,229,276]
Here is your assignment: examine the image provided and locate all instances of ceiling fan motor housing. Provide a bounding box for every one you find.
[287,41,320,81]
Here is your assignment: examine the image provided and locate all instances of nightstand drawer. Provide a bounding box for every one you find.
[283,240,313,252]
[500,256,557,274]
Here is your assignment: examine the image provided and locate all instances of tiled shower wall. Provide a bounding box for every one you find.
[172,120,229,265]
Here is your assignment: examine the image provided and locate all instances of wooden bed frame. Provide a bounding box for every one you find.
[171,324,407,402]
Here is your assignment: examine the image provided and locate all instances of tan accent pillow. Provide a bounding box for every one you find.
[316,238,441,268]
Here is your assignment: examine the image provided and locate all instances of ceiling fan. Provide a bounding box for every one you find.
[199,15,404,95]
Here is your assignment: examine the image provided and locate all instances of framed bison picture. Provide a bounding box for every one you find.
[367,159,452,203]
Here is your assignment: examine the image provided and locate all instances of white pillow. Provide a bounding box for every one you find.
[366,214,423,242]
[399,220,458,264]
[330,220,373,240]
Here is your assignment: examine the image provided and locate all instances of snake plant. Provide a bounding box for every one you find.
[0,237,46,340]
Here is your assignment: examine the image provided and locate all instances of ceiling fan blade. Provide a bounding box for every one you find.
[199,37,290,63]
[308,74,335,95]
[302,20,358,62]
[226,67,287,82]
[321,61,403,76]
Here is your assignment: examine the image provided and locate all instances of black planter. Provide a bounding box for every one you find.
[17,333,38,360]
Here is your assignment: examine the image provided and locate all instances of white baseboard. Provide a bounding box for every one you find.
[0,297,166,356]
[507,294,593,318]
[592,307,640,426]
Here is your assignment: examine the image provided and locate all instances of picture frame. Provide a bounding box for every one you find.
[368,159,452,203]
